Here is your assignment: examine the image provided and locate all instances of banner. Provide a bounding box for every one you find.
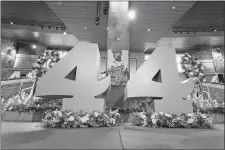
[107,49,129,86]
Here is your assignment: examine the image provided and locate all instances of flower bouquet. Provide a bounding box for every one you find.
[42,109,122,128]
[132,111,214,128]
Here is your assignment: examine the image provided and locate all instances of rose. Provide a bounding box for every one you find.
[94,111,100,117]
[68,116,75,121]
[80,114,89,123]
[188,72,194,76]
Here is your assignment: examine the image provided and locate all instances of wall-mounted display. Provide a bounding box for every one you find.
[107,49,129,86]
[1,47,16,68]
[211,48,224,73]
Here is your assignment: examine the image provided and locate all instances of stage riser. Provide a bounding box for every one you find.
[2,111,45,122]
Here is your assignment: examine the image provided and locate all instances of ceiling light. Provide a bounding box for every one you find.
[32,44,37,49]
[172,6,176,9]
[214,29,217,32]
[128,10,136,20]
[117,38,120,41]
[63,31,67,35]
[147,29,151,32]
[10,22,14,25]
[84,27,87,29]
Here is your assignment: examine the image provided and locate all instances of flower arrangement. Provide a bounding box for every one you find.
[1,76,28,81]
[180,53,205,82]
[132,111,214,128]
[42,109,122,128]
[3,95,61,113]
[30,50,61,78]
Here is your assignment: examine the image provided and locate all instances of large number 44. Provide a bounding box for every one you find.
[125,46,194,114]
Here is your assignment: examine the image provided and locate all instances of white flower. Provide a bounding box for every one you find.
[187,118,195,124]
[94,111,100,117]
[188,72,194,76]
[139,112,146,119]
[80,114,89,123]
[1,98,5,103]
[152,118,158,124]
[199,73,204,76]
[159,112,165,115]
[151,112,158,119]
[195,69,199,73]
[68,116,75,121]
[200,114,207,119]
[201,66,204,71]
[110,118,116,124]
[164,113,172,118]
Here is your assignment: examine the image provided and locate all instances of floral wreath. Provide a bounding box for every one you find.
[180,53,205,83]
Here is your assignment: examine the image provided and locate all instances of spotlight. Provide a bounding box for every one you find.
[172,6,176,9]
[148,29,151,32]
[214,29,217,32]
[117,38,120,41]
[95,17,100,27]
[32,44,37,49]
[128,10,136,20]
[63,31,67,35]
[10,22,14,25]
[84,27,87,29]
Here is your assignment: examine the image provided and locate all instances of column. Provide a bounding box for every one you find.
[105,1,130,108]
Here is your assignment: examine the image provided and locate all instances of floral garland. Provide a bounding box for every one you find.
[132,111,214,128]
[3,95,62,113]
[42,109,121,128]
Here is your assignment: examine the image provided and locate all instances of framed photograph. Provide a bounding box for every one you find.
[107,49,129,86]
[211,48,224,73]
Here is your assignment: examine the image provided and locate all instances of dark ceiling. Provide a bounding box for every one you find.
[1,1,224,52]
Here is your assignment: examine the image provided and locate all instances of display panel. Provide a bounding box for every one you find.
[107,49,129,86]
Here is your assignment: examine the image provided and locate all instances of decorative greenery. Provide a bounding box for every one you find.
[132,111,214,128]
[1,76,28,81]
[42,109,122,128]
[3,95,62,113]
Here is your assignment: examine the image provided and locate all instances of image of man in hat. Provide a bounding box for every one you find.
[107,49,129,85]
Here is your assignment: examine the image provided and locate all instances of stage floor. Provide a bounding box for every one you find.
[1,122,224,149]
